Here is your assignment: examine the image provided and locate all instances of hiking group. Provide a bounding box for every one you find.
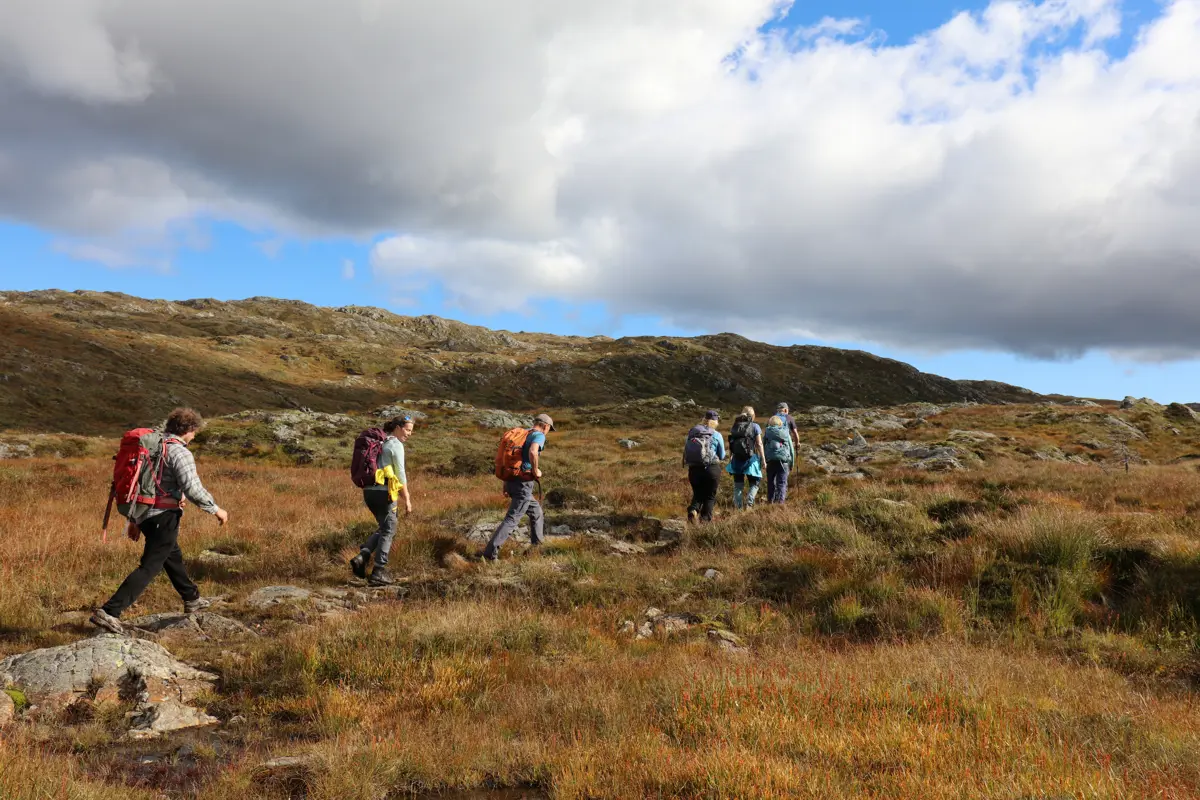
[90,401,797,632]
[684,404,799,523]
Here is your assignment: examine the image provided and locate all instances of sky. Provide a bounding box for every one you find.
[0,0,1198,402]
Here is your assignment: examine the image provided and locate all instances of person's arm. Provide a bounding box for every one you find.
[714,432,726,461]
[173,447,228,524]
[396,441,412,514]
[755,427,766,464]
[529,442,542,478]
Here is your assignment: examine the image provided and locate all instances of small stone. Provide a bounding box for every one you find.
[618,620,636,636]
[635,622,653,640]
[441,552,471,571]
[198,550,244,565]
[644,607,665,619]
[848,432,868,448]
[226,715,248,727]
[702,568,723,581]
[708,629,750,655]
[618,439,641,449]
[549,524,573,536]
[653,614,695,635]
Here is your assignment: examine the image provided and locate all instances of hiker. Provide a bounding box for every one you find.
[684,409,726,523]
[483,413,555,561]
[764,415,796,504]
[350,416,414,586]
[775,402,802,462]
[727,406,767,509]
[91,408,229,635]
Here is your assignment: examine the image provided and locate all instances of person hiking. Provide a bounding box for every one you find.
[684,409,726,523]
[90,408,229,635]
[482,413,555,561]
[776,402,802,465]
[764,415,796,504]
[726,406,767,509]
[350,415,414,586]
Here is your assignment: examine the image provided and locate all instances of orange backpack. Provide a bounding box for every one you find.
[494,427,533,481]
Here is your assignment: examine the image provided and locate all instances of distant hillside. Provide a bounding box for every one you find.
[0,290,1043,435]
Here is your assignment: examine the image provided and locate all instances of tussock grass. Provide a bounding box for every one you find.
[5,406,1200,797]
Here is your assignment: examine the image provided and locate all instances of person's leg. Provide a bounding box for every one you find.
[765,461,778,503]
[733,473,745,509]
[777,462,790,503]
[484,481,532,559]
[157,514,200,603]
[101,514,177,617]
[688,466,704,521]
[526,492,545,547]
[702,464,721,521]
[371,503,400,567]
[746,476,760,507]
[359,490,390,558]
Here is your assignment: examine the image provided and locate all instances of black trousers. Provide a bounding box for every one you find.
[687,464,722,522]
[102,510,199,617]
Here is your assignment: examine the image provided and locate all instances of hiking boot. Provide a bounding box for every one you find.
[89,608,124,635]
[687,509,699,525]
[367,568,396,587]
[183,597,214,614]
[349,552,368,580]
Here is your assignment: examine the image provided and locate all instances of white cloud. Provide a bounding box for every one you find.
[341,258,355,280]
[1,0,1199,357]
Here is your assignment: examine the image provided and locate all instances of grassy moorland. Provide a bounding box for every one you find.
[2,401,1200,798]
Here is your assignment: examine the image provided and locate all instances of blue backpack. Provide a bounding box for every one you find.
[684,425,720,466]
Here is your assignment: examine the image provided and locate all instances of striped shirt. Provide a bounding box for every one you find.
[144,436,218,518]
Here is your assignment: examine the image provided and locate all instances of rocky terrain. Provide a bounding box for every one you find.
[0,289,1046,435]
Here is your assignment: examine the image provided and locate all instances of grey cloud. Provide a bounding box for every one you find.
[2,0,1200,358]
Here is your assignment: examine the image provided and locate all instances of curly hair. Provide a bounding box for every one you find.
[164,407,205,436]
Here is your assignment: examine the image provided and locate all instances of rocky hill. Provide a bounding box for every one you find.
[0,289,1044,435]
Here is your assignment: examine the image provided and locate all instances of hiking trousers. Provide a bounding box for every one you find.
[766,460,790,504]
[359,488,399,568]
[687,464,722,522]
[484,480,544,559]
[102,510,199,617]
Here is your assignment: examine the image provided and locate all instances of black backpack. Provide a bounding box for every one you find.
[730,418,756,461]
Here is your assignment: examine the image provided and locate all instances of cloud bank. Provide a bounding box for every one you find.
[0,0,1199,356]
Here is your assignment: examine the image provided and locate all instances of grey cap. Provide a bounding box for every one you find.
[704,409,720,420]
[776,402,789,412]
[534,413,556,431]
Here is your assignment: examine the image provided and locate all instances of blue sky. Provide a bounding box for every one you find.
[0,0,1195,404]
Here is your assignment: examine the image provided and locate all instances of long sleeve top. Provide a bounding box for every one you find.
[145,436,219,518]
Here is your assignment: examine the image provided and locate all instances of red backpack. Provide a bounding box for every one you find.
[350,428,387,488]
[494,428,533,481]
[101,428,180,541]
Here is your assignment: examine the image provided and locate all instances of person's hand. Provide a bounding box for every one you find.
[214,507,229,526]
[535,469,543,479]
[405,498,413,515]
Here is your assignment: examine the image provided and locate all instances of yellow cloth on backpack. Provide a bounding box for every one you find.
[375,465,404,503]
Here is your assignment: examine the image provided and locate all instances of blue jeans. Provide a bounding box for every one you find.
[360,489,398,567]
[484,480,544,559]
[732,474,760,509]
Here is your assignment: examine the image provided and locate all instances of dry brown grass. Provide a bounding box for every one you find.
[4,408,1200,798]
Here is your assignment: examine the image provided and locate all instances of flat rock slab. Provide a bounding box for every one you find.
[126,698,219,740]
[126,612,257,640]
[0,634,216,708]
[246,586,313,609]
[197,550,244,565]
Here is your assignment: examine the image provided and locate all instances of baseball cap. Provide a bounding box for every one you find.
[704,409,720,421]
[534,413,556,431]
[776,402,789,411]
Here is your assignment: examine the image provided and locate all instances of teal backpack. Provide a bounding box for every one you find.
[763,426,791,462]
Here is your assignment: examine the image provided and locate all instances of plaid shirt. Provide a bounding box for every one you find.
[144,435,218,518]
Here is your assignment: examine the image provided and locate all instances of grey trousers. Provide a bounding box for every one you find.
[483,480,543,559]
[360,489,398,567]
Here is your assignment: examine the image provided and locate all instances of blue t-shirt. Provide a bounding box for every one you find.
[521,429,546,473]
